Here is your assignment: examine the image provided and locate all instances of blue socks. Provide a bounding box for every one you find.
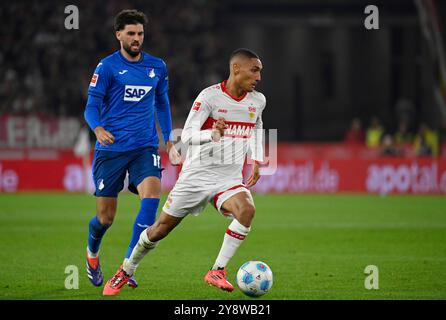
[125,198,160,259]
[88,216,111,255]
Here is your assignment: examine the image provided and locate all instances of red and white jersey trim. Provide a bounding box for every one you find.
[220,80,247,102]
[201,117,255,138]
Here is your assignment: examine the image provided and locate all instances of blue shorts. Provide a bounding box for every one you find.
[92,146,163,197]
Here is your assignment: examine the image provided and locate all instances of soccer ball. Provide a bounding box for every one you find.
[236,261,273,297]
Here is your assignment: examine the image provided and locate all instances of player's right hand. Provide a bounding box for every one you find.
[94,126,115,146]
[211,118,227,142]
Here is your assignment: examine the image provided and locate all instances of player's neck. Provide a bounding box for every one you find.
[120,48,142,62]
[225,78,246,98]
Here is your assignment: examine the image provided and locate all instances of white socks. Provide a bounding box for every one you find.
[122,220,251,275]
[212,219,251,270]
[123,229,158,275]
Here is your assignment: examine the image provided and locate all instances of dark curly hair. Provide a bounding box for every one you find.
[114,9,148,32]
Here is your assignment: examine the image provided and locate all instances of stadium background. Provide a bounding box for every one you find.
[1,0,446,194]
[1,0,446,300]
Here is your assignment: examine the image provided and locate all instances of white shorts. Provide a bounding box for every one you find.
[162,170,251,218]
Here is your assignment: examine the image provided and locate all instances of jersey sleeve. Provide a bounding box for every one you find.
[249,98,266,162]
[156,61,169,96]
[181,91,213,145]
[155,91,173,143]
[84,94,102,130]
[87,61,112,99]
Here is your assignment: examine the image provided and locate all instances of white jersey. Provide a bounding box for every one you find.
[162,81,266,218]
[180,81,266,180]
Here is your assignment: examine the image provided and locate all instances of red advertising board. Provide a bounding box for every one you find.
[1,144,446,194]
[251,157,446,194]
[0,150,179,193]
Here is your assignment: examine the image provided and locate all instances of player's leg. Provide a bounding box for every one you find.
[86,150,126,286]
[213,191,255,268]
[204,188,255,292]
[123,148,163,288]
[124,211,183,274]
[88,197,117,257]
[125,176,160,288]
[103,176,206,295]
[125,176,161,260]
[86,197,117,286]
[103,211,183,296]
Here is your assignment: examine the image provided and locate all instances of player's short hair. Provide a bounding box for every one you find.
[114,9,148,32]
[230,48,260,61]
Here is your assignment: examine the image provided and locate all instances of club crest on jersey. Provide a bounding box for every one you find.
[148,68,155,78]
[192,101,201,111]
[90,73,99,87]
[124,85,152,101]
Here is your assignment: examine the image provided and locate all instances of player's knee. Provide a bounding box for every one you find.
[238,203,256,226]
[96,207,116,225]
[97,215,114,225]
[140,191,161,199]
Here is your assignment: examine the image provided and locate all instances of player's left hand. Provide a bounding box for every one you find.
[246,161,261,188]
[166,141,181,166]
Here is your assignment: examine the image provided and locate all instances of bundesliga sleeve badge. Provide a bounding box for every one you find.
[192,101,201,111]
[90,73,99,87]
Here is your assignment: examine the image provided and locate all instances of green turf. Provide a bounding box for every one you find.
[0,193,445,300]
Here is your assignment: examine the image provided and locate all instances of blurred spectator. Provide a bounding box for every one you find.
[394,119,413,145]
[414,135,433,156]
[439,119,446,154]
[343,118,365,145]
[379,134,402,157]
[413,123,439,156]
[0,1,226,123]
[395,97,415,127]
[366,116,384,148]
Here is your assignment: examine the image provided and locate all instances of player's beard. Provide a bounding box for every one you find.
[123,42,141,57]
[247,81,258,92]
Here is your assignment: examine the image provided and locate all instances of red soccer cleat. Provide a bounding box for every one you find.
[204,268,234,292]
[102,266,131,296]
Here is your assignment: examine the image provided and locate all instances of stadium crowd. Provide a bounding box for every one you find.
[0,0,227,128]
[344,116,446,157]
[1,1,445,156]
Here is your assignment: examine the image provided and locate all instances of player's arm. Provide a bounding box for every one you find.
[84,62,114,146]
[181,93,225,145]
[246,104,265,188]
[155,91,181,165]
[84,96,114,146]
[154,91,172,143]
[154,62,180,165]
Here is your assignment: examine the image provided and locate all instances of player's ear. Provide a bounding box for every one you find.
[232,63,240,75]
[115,31,121,41]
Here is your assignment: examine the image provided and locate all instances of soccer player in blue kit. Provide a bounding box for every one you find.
[83,9,180,288]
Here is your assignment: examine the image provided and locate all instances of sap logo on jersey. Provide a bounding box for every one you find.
[124,85,152,101]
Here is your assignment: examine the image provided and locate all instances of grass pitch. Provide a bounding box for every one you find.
[0,193,445,300]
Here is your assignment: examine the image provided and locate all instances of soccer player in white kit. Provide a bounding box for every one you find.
[103,48,265,295]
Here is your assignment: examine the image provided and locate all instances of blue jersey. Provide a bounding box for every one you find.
[86,50,171,152]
